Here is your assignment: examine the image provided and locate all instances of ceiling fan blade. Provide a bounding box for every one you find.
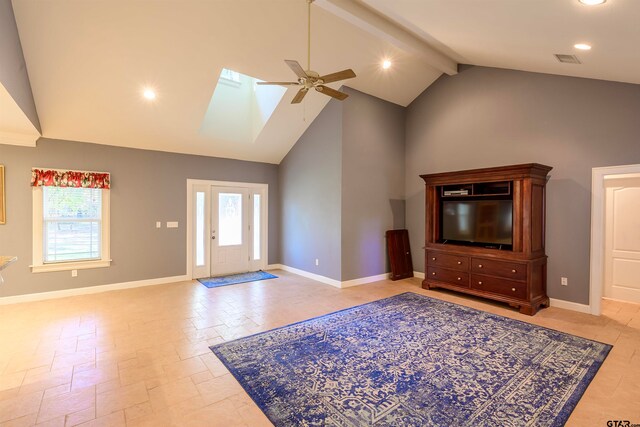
[319,69,356,84]
[291,88,309,104]
[316,85,348,101]
[284,60,308,79]
[256,81,299,86]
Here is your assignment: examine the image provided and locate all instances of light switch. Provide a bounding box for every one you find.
[156,222,161,228]
[166,221,179,228]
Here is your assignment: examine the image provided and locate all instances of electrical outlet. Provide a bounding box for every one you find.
[71,270,78,277]
[315,258,319,266]
[156,221,161,228]
[561,277,568,286]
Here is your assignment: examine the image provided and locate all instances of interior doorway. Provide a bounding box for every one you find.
[187,180,267,279]
[603,174,640,304]
[590,164,640,315]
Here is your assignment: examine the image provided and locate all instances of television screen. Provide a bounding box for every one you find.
[442,200,513,246]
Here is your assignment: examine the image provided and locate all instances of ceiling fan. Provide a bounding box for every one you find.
[257,0,356,104]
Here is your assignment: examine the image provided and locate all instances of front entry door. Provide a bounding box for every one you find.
[211,187,249,276]
[604,175,640,303]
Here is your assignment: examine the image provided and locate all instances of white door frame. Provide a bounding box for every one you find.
[187,179,268,279]
[590,164,640,315]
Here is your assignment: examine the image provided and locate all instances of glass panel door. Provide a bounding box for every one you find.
[191,182,267,279]
[211,187,249,276]
[218,193,243,246]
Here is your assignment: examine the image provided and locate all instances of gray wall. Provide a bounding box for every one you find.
[405,65,640,305]
[0,138,279,297]
[0,0,40,133]
[279,100,343,281]
[341,87,405,281]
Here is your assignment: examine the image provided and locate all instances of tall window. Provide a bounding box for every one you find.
[253,194,261,261]
[31,169,111,272]
[195,191,206,266]
[43,187,102,262]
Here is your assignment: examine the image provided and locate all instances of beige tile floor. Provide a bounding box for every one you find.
[0,270,639,426]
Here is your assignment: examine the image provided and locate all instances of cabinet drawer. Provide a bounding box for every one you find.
[427,267,469,288]
[471,258,526,280]
[471,275,527,300]
[426,252,469,270]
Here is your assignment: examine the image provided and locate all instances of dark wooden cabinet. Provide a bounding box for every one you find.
[386,229,414,281]
[420,163,552,315]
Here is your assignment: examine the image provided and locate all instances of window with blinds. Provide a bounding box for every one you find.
[43,187,102,263]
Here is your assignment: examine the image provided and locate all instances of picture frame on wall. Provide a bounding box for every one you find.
[0,165,5,224]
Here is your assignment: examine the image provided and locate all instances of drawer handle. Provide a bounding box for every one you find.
[457,277,461,281]
[457,261,462,265]
[432,272,436,276]
[478,281,483,285]
[511,288,516,292]
[511,269,517,273]
[432,257,436,261]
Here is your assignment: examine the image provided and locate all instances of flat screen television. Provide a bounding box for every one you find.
[441,200,513,247]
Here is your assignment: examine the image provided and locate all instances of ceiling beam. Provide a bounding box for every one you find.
[315,0,458,76]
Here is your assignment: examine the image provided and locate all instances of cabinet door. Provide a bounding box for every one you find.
[386,229,414,281]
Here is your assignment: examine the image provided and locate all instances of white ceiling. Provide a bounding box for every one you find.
[10,0,441,164]
[8,0,639,164]
[363,0,640,85]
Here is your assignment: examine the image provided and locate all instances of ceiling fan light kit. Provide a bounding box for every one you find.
[257,0,356,104]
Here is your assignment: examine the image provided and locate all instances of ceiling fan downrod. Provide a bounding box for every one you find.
[255,0,356,104]
[307,0,313,72]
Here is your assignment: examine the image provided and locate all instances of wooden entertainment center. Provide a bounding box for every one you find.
[420,163,552,315]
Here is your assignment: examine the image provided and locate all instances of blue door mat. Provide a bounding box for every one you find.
[198,270,278,288]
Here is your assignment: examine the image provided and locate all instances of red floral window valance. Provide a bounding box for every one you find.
[31,168,110,189]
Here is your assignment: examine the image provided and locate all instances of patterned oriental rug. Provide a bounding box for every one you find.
[210,292,611,426]
[197,270,277,289]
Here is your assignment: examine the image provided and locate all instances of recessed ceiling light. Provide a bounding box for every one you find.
[578,0,606,5]
[382,60,392,70]
[574,43,592,50]
[143,88,156,100]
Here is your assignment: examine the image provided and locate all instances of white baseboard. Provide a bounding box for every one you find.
[268,264,389,289]
[341,273,389,288]
[0,275,190,306]
[549,298,592,314]
[2,269,592,316]
[274,264,342,288]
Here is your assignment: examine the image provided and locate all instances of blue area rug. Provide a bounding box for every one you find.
[211,292,611,426]
[198,270,277,289]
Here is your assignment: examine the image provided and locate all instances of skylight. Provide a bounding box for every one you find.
[200,68,286,144]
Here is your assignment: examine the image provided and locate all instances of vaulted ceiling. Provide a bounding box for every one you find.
[6,0,639,164]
